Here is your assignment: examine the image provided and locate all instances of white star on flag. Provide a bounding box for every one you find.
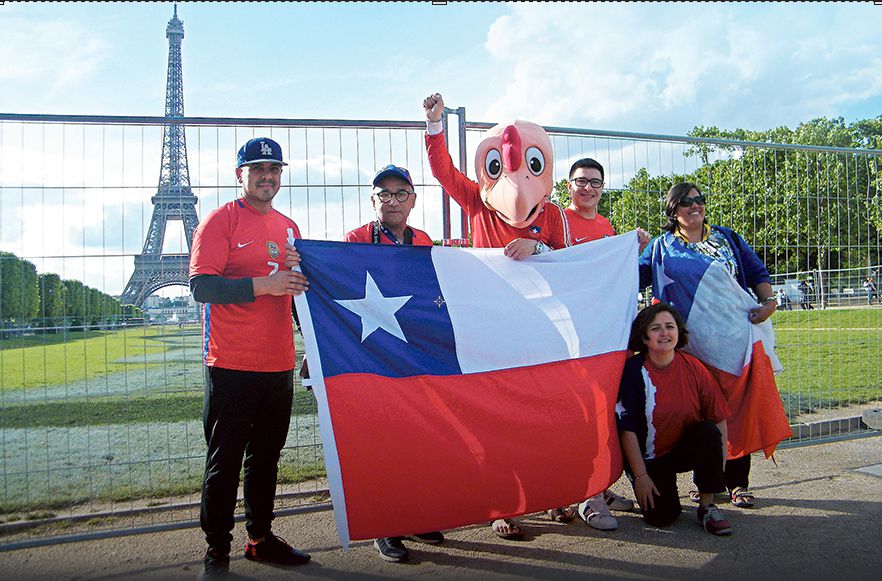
[655,255,676,300]
[335,272,413,343]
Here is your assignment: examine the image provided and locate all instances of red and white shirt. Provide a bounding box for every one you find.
[616,351,731,459]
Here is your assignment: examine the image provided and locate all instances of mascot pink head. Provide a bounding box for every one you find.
[474,120,553,229]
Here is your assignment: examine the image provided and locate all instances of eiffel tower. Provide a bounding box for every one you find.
[120,5,199,306]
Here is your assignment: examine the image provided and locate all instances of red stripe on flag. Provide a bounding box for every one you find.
[708,341,792,460]
[324,351,626,540]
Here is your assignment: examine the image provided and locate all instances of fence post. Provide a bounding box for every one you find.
[455,106,470,242]
[440,109,452,240]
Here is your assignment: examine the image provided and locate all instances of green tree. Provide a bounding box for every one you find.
[607,115,881,275]
[38,273,66,330]
[0,252,39,322]
[686,117,882,274]
[63,279,87,327]
[551,178,570,208]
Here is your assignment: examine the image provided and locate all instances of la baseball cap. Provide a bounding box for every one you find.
[237,137,287,168]
[372,165,413,189]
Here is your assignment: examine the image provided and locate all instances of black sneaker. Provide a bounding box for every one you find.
[405,531,444,545]
[243,533,311,566]
[373,537,409,562]
[197,547,229,579]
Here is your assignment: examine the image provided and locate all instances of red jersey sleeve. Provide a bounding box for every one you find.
[189,207,231,278]
[545,202,572,249]
[425,131,483,216]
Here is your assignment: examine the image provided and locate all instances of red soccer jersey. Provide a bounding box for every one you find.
[344,222,434,246]
[189,198,301,372]
[425,132,571,249]
[565,208,616,244]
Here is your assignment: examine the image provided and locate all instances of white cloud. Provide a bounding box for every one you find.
[478,3,882,133]
[0,17,110,95]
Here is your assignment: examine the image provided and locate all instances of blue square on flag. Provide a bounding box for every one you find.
[297,240,461,378]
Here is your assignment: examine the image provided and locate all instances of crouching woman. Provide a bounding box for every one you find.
[615,302,734,536]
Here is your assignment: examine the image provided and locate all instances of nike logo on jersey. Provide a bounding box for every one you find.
[575,236,591,243]
[237,241,254,248]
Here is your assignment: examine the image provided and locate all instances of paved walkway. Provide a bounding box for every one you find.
[1,437,881,580]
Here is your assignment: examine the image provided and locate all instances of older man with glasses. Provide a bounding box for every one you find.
[342,165,444,562]
[343,165,434,247]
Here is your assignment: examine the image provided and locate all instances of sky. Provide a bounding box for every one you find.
[1,1,882,298]
[3,1,882,132]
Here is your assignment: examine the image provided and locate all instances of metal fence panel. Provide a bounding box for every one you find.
[0,113,880,548]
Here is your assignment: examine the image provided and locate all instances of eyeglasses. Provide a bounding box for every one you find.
[373,189,415,203]
[571,177,604,189]
[677,195,706,207]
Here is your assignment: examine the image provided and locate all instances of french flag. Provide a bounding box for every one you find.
[648,245,792,460]
[293,232,639,546]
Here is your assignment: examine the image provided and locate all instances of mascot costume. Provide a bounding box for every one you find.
[423,93,580,539]
[423,93,570,258]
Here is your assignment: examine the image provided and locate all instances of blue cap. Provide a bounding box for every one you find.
[236,137,287,168]
[372,165,413,189]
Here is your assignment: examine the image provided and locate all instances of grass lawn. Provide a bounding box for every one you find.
[773,307,882,415]
[0,326,182,392]
[0,389,318,429]
[0,309,879,514]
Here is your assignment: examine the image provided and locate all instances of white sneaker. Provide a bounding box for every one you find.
[578,493,618,530]
[603,489,636,512]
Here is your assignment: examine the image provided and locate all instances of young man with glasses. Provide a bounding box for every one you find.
[343,165,445,562]
[565,157,650,250]
[566,158,616,244]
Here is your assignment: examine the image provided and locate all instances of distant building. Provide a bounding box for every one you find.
[141,294,200,324]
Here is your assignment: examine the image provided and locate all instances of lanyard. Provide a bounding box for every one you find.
[371,222,414,245]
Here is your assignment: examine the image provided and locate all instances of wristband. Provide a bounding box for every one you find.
[759,296,777,305]
[426,120,443,136]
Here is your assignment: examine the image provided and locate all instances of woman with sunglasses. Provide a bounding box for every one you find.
[638,182,791,510]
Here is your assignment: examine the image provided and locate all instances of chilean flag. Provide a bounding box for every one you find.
[648,242,792,460]
[293,232,639,546]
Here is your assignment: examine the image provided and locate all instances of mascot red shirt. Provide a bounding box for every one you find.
[424,95,570,251]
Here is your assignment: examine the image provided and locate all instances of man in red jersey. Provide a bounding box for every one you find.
[423,93,570,260]
[565,157,649,251]
[344,164,445,562]
[566,157,616,243]
[423,93,570,539]
[189,137,311,578]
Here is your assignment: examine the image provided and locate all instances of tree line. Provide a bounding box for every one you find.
[0,251,142,331]
[552,116,882,275]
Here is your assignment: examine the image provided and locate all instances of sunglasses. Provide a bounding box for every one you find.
[677,195,706,207]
